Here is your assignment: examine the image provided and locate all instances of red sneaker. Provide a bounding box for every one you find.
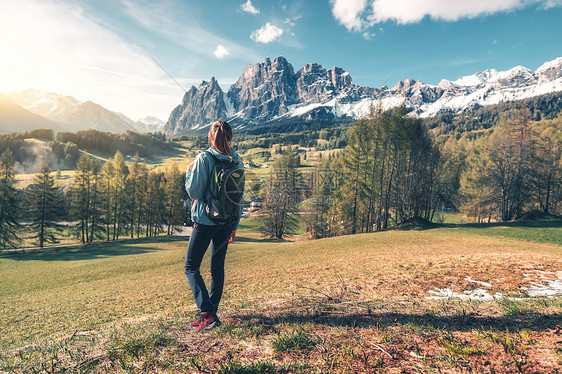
[191,313,205,328]
[194,312,220,333]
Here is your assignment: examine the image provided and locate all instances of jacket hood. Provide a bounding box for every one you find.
[207,146,241,162]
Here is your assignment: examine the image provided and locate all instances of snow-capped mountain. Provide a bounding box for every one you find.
[8,89,136,133]
[134,116,165,133]
[164,56,562,134]
[0,94,63,133]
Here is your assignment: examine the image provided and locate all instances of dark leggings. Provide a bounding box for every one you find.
[184,223,233,313]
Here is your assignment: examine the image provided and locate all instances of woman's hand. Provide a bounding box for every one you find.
[228,230,236,244]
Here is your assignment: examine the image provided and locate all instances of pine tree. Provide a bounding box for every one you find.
[26,164,62,247]
[164,163,185,235]
[0,150,21,248]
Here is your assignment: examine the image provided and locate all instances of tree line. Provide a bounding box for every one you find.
[261,106,561,239]
[0,128,174,169]
[425,91,562,136]
[458,110,561,222]
[0,151,187,249]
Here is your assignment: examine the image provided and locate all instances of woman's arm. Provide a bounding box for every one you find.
[185,153,208,200]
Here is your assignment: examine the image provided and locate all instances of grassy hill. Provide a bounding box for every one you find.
[1,217,561,372]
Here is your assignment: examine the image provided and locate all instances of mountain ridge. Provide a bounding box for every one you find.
[5,89,165,134]
[164,56,562,135]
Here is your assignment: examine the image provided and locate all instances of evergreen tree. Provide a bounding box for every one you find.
[26,164,62,247]
[0,150,21,248]
[164,163,185,235]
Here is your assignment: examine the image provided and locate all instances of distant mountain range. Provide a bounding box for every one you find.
[0,89,165,134]
[164,56,562,135]
[2,56,561,136]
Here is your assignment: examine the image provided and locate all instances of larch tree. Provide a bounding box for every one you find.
[0,150,21,248]
[26,164,63,247]
[261,146,302,239]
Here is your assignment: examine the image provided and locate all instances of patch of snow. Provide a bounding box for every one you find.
[523,271,562,297]
[427,270,562,301]
[427,287,503,301]
[465,276,492,288]
[490,65,533,83]
[535,57,562,74]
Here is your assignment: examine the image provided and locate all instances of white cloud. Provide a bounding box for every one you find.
[250,23,284,43]
[330,0,368,31]
[241,0,260,14]
[543,0,562,8]
[369,0,530,24]
[214,44,230,59]
[122,1,261,63]
[363,31,375,40]
[331,0,562,30]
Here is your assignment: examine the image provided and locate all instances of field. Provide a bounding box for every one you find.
[1,216,561,373]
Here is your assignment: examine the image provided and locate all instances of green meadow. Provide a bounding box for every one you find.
[1,216,561,372]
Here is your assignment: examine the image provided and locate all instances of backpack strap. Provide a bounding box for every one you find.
[205,150,220,163]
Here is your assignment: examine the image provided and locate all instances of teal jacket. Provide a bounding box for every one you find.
[185,146,245,230]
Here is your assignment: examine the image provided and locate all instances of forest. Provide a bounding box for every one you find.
[0,128,174,170]
[258,106,561,239]
[0,101,560,247]
[0,151,186,248]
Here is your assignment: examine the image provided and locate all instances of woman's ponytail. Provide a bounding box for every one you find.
[209,121,233,158]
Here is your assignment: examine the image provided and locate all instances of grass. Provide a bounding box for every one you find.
[441,215,562,245]
[0,217,561,372]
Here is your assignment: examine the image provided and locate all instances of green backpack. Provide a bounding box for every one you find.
[204,151,245,225]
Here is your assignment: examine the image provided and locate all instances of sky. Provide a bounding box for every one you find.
[0,0,561,121]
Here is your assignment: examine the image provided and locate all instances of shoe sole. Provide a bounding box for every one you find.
[195,320,221,333]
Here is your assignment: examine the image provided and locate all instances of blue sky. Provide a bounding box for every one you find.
[0,0,561,120]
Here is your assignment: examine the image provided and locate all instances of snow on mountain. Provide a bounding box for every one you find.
[165,56,562,134]
[8,90,136,133]
[7,89,81,123]
[134,116,165,133]
[0,94,64,133]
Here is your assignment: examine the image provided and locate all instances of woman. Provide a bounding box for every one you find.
[184,120,244,333]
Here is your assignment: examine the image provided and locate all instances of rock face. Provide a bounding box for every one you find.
[226,56,298,121]
[164,56,562,134]
[164,77,228,134]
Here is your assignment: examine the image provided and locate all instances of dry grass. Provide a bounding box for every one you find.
[1,219,561,372]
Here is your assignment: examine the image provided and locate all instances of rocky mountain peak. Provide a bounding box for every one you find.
[164,55,562,134]
[536,57,562,83]
[164,77,227,134]
[226,56,298,121]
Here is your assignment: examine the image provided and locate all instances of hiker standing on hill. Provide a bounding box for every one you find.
[184,121,245,333]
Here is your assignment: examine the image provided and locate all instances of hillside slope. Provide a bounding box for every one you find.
[1,218,561,372]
